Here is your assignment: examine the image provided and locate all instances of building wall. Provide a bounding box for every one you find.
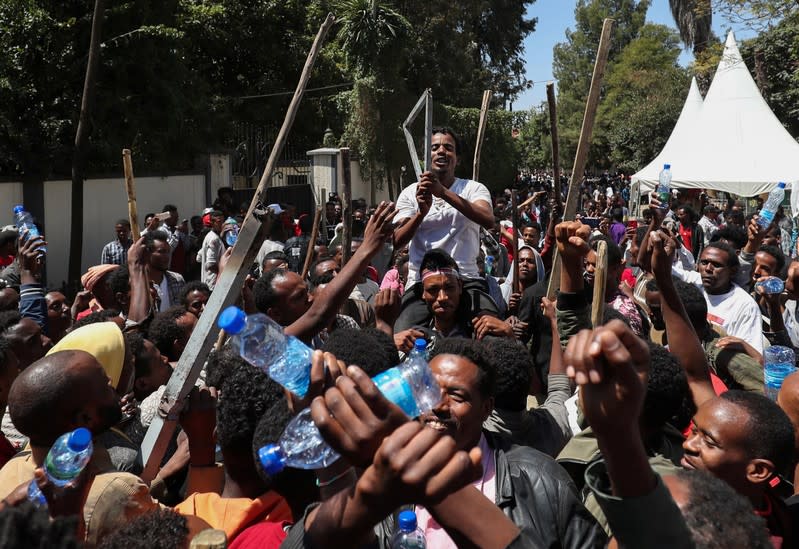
[2,175,207,288]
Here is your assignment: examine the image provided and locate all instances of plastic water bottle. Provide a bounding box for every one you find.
[391,510,426,549]
[757,182,786,228]
[224,217,239,246]
[13,205,46,253]
[258,339,440,474]
[755,276,785,295]
[764,346,796,401]
[657,164,672,210]
[485,255,495,276]
[218,306,313,397]
[407,337,428,361]
[28,428,92,507]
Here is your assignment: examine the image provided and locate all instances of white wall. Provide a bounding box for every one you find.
[4,175,207,287]
[0,183,24,228]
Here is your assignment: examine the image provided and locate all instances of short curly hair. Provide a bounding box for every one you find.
[213,351,285,454]
[179,281,210,306]
[70,309,120,332]
[321,327,392,378]
[484,338,531,411]
[147,306,187,361]
[106,265,130,297]
[645,342,693,432]
[720,390,795,475]
[96,509,188,549]
[674,469,771,549]
[430,338,495,399]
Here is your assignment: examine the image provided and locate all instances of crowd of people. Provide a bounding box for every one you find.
[0,126,797,548]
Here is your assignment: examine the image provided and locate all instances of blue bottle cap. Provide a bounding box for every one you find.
[778,182,786,189]
[398,510,417,531]
[12,205,23,214]
[67,428,92,452]
[663,164,670,169]
[414,338,426,352]
[258,444,286,476]
[218,306,246,334]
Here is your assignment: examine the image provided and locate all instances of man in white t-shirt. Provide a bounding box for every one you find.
[392,127,499,331]
[672,241,764,353]
[197,210,225,290]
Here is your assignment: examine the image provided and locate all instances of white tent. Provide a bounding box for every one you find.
[631,31,799,198]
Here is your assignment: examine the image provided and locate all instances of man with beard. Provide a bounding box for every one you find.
[0,350,159,544]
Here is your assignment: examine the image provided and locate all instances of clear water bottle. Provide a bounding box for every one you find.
[391,510,426,549]
[218,306,313,397]
[28,428,92,507]
[657,164,672,210]
[764,345,796,401]
[757,182,786,228]
[485,255,495,276]
[224,217,239,246]
[755,276,785,295]
[258,339,441,474]
[13,205,46,253]
[407,337,428,361]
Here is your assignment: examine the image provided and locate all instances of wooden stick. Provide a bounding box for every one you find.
[340,147,353,265]
[473,90,492,181]
[546,18,614,301]
[590,240,608,328]
[546,83,561,211]
[122,149,140,240]
[511,189,520,292]
[140,14,335,483]
[301,206,323,279]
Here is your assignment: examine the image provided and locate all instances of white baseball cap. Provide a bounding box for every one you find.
[267,203,285,215]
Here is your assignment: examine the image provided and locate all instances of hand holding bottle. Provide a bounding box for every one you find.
[310,365,411,467]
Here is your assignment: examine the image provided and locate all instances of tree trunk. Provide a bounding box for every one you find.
[69,0,105,283]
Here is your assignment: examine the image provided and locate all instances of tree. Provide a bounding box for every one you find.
[669,0,712,55]
[598,24,689,171]
[553,0,651,168]
[739,11,799,137]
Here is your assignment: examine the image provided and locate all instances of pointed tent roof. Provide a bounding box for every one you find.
[632,31,799,197]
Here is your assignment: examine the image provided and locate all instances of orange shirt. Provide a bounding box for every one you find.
[174,490,292,542]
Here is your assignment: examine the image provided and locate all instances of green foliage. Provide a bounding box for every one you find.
[440,105,529,192]
[553,0,651,167]
[739,11,799,137]
[599,24,689,172]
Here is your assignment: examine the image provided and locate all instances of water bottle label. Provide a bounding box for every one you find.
[373,368,419,418]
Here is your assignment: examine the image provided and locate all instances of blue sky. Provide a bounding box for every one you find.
[513,0,754,110]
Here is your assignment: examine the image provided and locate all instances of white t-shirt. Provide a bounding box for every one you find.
[672,263,764,353]
[395,178,491,285]
[198,230,224,289]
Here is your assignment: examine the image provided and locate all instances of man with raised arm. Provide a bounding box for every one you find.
[392,128,499,332]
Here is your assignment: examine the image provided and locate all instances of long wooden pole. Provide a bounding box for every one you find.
[340,147,353,265]
[68,0,105,283]
[546,18,614,301]
[546,83,561,211]
[473,90,492,181]
[590,240,608,327]
[301,206,323,279]
[511,189,520,292]
[122,149,141,240]
[141,14,336,483]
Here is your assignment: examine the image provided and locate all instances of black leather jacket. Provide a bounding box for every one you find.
[375,432,606,548]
